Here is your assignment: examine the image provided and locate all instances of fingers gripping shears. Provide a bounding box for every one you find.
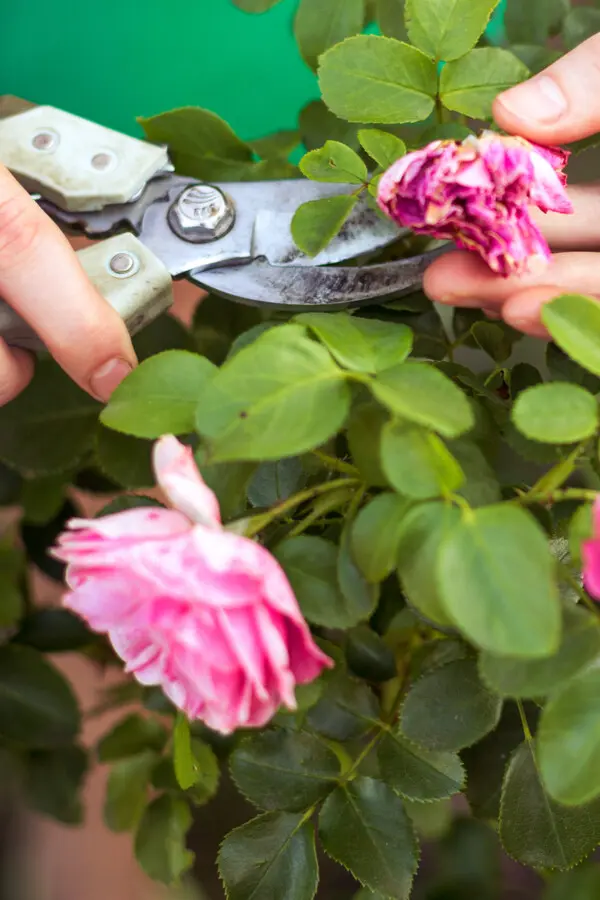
[0,100,441,350]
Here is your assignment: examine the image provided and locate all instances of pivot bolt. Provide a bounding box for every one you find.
[168,184,235,243]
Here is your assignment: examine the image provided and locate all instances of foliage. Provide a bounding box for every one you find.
[3,0,600,897]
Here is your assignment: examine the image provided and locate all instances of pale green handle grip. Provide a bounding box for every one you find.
[0,234,174,352]
[0,105,169,212]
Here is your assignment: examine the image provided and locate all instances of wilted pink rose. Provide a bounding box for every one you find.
[582,497,600,601]
[53,436,332,734]
[377,132,573,277]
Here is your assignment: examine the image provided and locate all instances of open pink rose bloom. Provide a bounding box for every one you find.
[582,498,600,602]
[377,132,573,276]
[53,436,332,734]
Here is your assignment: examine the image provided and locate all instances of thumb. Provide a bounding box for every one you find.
[493,34,600,144]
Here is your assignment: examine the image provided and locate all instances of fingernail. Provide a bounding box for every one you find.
[498,75,567,124]
[90,358,132,402]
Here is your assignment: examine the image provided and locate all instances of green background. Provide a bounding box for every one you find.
[0,0,506,140]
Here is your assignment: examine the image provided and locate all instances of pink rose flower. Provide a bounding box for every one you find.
[377,132,573,277]
[582,497,600,601]
[52,436,332,734]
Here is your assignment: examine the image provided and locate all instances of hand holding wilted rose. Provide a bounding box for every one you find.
[424,33,600,337]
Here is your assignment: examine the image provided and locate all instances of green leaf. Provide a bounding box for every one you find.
[295,0,366,71]
[346,625,397,682]
[318,35,437,124]
[351,493,410,582]
[472,321,519,363]
[299,100,361,152]
[292,195,358,257]
[396,501,459,627]
[462,701,536,820]
[97,714,168,762]
[101,351,216,439]
[382,422,464,500]
[378,728,465,802]
[173,715,196,791]
[197,457,256,522]
[500,741,600,870]
[510,361,543,398]
[511,45,562,75]
[192,293,264,366]
[187,739,221,806]
[405,0,501,62]
[544,865,600,900]
[139,107,252,181]
[21,498,77,582]
[338,522,380,621]
[563,8,600,50]
[104,751,157,833]
[219,811,318,900]
[542,294,600,379]
[449,439,501,508]
[438,505,561,658]
[230,729,340,811]
[0,542,23,627]
[0,645,80,747]
[0,461,21,506]
[538,660,600,806]
[23,745,88,825]
[251,130,300,160]
[232,0,283,11]
[96,427,154,489]
[358,129,406,168]
[135,795,195,885]
[0,359,100,475]
[347,401,389,487]
[505,0,568,43]
[15,609,94,653]
[401,658,502,752]
[319,776,419,899]
[275,535,374,628]
[21,473,67,525]
[247,458,307,508]
[132,313,196,361]
[480,605,600,700]
[195,325,351,461]
[569,503,593,566]
[300,140,368,184]
[371,361,474,439]
[307,672,379,741]
[377,0,407,41]
[296,313,412,373]
[440,49,529,119]
[512,383,598,444]
[547,342,600,393]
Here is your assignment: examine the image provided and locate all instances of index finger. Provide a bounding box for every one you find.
[493,34,600,145]
[0,164,137,401]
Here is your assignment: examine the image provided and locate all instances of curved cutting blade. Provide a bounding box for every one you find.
[189,247,448,309]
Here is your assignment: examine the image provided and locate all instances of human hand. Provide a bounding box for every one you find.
[0,162,137,405]
[424,34,600,337]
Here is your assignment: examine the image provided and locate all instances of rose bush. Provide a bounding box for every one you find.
[3,0,600,897]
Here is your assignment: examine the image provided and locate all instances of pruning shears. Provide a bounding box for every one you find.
[0,98,441,351]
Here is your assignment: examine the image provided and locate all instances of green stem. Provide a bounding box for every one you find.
[245,477,360,537]
[435,93,445,125]
[517,699,533,743]
[312,450,359,477]
[558,562,599,618]
[519,487,598,507]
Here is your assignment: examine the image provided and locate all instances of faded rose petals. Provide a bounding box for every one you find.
[54,435,332,735]
[377,132,573,277]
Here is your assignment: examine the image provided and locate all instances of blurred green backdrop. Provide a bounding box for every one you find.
[0,0,506,140]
